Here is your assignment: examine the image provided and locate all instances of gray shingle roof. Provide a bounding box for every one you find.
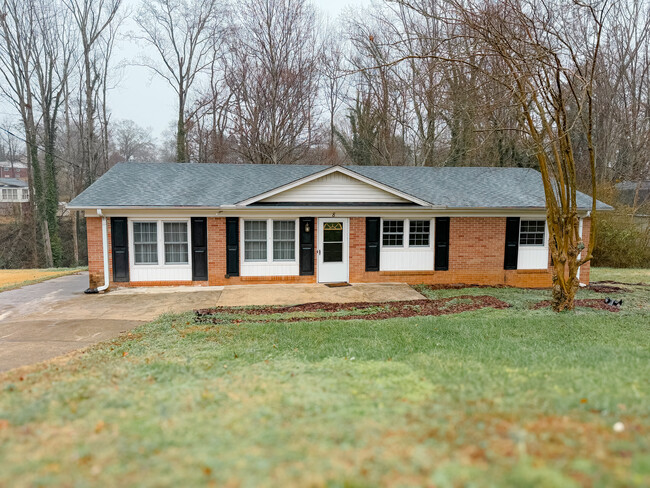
[0,177,28,188]
[67,162,610,210]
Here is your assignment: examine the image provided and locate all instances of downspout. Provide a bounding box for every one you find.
[84,208,110,294]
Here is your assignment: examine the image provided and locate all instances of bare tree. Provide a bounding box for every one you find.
[112,119,156,162]
[320,30,348,160]
[0,0,56,265]
[448,0,605,310]
[65,0,123,185]
[134,0,219,163]
[225,0,322,164]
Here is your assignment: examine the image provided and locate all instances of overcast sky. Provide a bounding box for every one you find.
[107,0,369,143]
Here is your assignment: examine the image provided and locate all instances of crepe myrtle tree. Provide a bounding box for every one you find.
[385,0,606,311]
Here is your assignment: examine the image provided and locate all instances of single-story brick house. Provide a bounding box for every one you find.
[67,163,610,291]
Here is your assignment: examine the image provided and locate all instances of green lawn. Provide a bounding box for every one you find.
[590,267,650,284]
[0,270,648,487]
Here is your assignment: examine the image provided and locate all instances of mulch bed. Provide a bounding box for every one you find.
[587,284,630,294]
[423,283,510,290]
[195,295,511,323]
[531,298,620,312]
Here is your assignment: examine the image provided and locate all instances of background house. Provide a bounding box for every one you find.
[0,160,28,181]
[0,177,29,217]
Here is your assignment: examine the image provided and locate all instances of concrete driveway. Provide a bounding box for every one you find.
[0,273,424,372]
[0,272,222,372]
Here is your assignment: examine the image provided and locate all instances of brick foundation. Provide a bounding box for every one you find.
[86,215,592,290]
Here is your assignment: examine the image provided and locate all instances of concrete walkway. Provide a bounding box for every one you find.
[0,272,221,372]
[215,283,425,307]
[0,274,424,372]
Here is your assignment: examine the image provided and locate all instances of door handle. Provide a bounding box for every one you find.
[318,249,321,255]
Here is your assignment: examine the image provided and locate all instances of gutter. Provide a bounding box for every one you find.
[84,208,109,294]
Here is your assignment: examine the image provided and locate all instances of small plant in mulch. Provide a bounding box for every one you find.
[195,295,511,324]
[531,299,621,312]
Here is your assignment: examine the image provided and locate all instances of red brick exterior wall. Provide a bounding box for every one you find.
[86,215,593,290]
[350,217,555,288]
[87,216,111,288]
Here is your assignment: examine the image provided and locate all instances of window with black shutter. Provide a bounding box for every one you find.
[226,217,239,276]
[191,217,208,281]
[366,217,380,271]
[504,217,520,270]
[434,217,450,271]
[111,217,129,282]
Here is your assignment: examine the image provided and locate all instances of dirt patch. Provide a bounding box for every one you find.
[531,298,620,312]
[587,284,630,294]
[195,295,510,323]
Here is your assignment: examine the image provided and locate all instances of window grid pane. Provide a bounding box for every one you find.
[409,220,430,246]
[133,222,158,264]
[244,220,267,261]
[382,220,404,246]
[164,222,188,264]
[520,220,545,245]
[273,220,295,261]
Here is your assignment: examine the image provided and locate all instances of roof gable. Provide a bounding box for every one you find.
[240,166,429,206]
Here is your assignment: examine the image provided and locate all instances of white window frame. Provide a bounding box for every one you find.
[381,219,405,247]
[1,188,18,202]
[243,220,268,262]
[21,189,29,201]
[132,221,159,265]
[129,218,192,269]
[519,219,546,247]
[163,221,190,265]
[241,218,299,264]
[380,218,434,250]
[408,219,432,247]
[272,220,297,261]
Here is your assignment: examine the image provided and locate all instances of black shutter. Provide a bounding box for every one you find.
[434,217,450,271]
[111,217,129,282]
[504,217,520,270]
[366,217,380,271]
[226,217,239,276]
[299,217,314,275]
[191,217,208,281]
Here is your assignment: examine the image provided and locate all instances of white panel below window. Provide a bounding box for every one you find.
[130,266,192,282]
[380,248,434,271]
[240,262,299,277]
[517,247,548,270]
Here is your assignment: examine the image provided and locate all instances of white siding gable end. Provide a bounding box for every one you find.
[260,171,410,204]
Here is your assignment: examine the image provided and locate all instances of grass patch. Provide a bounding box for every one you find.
[591,267,650,284]
[0,267,87,292]
[0,272,648,486]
